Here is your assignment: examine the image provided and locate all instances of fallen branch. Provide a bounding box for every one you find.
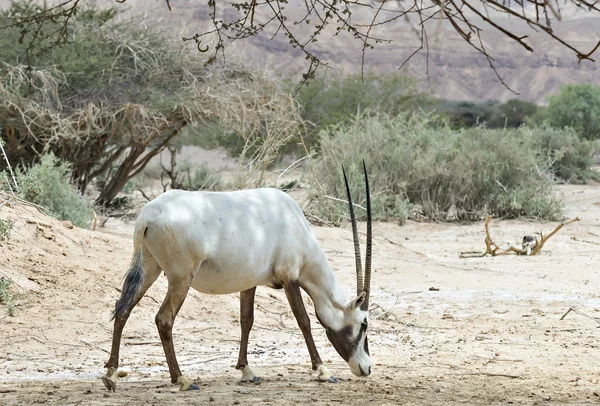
[570,236,600,246]
[457,372,522,379]
[560,307,600,326]
[125,341,161,346]
[0,139,18,193]
[460,216,580,258]
[91,210,97,231]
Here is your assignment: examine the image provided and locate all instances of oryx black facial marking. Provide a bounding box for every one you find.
[317,313,370,363]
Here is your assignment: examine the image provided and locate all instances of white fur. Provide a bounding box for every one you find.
[136,188,372,377]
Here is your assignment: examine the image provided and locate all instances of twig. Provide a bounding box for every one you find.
[0,191,47,213]
[137,188,153,202]
[570,236,600,246]
[0,140,18,193]
[125,341,161,346]
[276,154,312,182]
[380,234,403,247]
[560,307,600,326]
[459,250,487,258]
[79,339,111,354]
[91,210,97,231]
[323,195,366,211]
[456,372,522,379]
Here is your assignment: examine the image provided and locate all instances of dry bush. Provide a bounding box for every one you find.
[307,112,564,224]
[0,5,301,206]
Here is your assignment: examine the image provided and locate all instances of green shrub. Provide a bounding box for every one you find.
[523,125,599,183]
[17,153,94,227]
[295,72,435,151]
[0,218,13,241]
[0,277,17,316]
[545,84,600,140]
[180,165,221,191]
[430,99,539,130]
[311,112,563,223]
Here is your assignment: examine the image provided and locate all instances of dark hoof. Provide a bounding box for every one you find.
[101,376,116,392]
[188,383,200,391]
[327,376,339,383]
[250,376,261,383]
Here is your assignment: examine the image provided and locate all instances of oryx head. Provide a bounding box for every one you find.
[324,161,373,377]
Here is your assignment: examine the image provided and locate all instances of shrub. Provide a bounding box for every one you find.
[545,84,600,140]
[310,112,563,224]
[523,125,598,184]
[17,153,94,227]
[430,99,539,130]
[183,166,221,191]
[0,277,17,316]
[0,218,13,241]
[295,72,434,151]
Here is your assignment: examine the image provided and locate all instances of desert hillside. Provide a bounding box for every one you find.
[96,0,600,103]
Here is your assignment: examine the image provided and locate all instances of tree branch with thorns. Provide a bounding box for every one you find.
[2,0,600,89]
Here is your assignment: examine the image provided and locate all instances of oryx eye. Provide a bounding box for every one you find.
[361,321,368,331]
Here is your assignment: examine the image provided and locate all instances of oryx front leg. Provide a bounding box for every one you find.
[283,280,337,383]
[155,276,199,391]
[236,287,260,382]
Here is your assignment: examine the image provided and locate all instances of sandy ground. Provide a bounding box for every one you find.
[1,184,600,405]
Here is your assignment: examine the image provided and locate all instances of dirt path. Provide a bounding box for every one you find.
[1,185,599,405]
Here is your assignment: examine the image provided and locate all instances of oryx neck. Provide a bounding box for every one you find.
[300,253,348,331]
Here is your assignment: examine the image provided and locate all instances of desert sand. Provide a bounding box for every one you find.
[1,184,599,405]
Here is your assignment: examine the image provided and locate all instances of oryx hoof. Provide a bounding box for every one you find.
[177,376,199,391]
[101,376,117,392]
[317,365,338,383]
[102,367,119,392]
[239,366,260,383]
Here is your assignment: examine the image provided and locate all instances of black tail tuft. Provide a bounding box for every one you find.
[112,249,144,320]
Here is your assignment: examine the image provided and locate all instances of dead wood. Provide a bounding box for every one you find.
[560,307,600,326]
[460,216,580,258]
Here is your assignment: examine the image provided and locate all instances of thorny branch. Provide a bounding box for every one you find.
[3,0,600,89]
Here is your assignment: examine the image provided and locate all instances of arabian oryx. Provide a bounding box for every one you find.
[102,162,373,392]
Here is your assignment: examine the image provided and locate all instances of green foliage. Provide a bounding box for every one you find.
[295,72,434,150]
[431,99,538,129]
[184,166,221,191]
[523,125,598,184]
[0,277,17,316]
[0,2,181,109]
[545,84,600,140]
[488,99,539,128]
[1,1,301,205]
[311,112,564,224]
[0,218,13,241]
[16,153,94,227]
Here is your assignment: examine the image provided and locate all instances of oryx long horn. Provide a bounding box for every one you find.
[342,165,363,297]
[362,160,372,312]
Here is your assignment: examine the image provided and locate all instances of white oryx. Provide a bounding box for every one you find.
[102,162,373,392]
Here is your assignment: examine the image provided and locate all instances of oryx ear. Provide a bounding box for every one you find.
[345,291,366,312]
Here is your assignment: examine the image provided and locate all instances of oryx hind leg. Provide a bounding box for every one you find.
[236,287,260,382]
[283,280,337,383]
[103,251,162,392]
[155,271,199,391]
